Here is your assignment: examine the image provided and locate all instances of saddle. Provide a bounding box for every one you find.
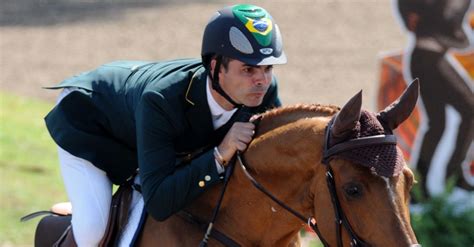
[22,183,134,247]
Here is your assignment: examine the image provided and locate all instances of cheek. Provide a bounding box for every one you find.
[221,74,241,91]
[265,73,273,84]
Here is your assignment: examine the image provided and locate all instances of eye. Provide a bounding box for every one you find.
[264,65,273,73]
[343,183,363,199]
[242,67,253,74]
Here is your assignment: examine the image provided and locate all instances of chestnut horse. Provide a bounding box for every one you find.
[136,81,421,246]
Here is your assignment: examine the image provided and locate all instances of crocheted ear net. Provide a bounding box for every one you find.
[329,110,404,177]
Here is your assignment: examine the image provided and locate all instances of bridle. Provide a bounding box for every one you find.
[319,116,397,247]
[197,114,398,247]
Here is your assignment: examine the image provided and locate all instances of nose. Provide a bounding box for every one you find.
[254,68,269,86]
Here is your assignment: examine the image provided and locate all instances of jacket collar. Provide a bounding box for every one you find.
[184,66,206,107]
[184,67,215,143]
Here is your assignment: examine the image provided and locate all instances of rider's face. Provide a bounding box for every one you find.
[212,59,273,110]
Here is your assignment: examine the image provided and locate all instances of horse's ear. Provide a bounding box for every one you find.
[331,90,362,138]
[377,79,419,130]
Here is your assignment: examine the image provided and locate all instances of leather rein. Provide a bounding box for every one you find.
[194,114,397,247]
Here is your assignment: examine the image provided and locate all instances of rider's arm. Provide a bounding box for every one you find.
[136,91,222,221]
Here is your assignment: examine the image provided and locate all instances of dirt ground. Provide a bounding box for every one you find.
[0,0,407,110]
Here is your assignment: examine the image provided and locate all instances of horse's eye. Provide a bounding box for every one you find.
[344,183,363,198]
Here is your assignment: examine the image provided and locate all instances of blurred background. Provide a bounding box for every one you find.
[0,0,408,108]
[0,0,472,246]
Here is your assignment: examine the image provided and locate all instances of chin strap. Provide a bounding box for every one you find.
[210,56,242,108]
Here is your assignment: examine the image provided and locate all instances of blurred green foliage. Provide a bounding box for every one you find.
[410,177,474,247]
[0,92,66,245]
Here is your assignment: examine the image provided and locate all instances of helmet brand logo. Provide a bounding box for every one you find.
[260,48,273,55]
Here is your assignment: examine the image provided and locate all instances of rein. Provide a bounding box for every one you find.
[237,154,329,246]
[197,110,253,247]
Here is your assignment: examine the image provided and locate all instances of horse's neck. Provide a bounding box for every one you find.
[256,104,337,136]
[190,117,329,246]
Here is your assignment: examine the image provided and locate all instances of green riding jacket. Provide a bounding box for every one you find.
[44,58,281,221]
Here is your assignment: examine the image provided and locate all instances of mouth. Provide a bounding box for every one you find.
[249,87,267,96]
[249,92,265,98]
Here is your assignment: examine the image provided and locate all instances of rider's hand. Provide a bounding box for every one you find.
[217,122,255,166]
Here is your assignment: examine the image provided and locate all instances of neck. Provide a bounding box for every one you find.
[208,80,236,111]
[188,118,325,246]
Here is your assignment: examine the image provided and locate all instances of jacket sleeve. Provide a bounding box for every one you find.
[136,91,222,221]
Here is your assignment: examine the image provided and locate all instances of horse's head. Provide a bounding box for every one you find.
[312,80,420,246]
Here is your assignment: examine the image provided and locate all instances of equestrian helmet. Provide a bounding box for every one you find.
[201,4,287,68]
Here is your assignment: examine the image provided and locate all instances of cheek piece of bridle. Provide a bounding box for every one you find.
[199,114,396,247]
[319,116,396,247]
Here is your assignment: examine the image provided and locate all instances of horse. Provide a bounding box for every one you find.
[28,81,421,246]
[136,81,421,246]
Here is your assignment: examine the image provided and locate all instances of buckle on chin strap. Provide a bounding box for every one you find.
[307,217,317,228]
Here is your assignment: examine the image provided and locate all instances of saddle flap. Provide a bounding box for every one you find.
[35,214,72,247]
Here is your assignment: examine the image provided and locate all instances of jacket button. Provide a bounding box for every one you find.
[198,181,205,187]
[204,175,211,181]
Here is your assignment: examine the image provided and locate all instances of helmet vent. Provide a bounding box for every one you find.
[229,27,254,54]
[236,7,265,18]
[274,24,283,52]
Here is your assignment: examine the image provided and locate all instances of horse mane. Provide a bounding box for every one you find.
[255,103,340,137]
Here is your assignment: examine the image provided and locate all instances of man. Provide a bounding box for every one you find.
[45,4,286,246]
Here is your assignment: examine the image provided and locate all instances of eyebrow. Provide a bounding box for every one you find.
[243,64,258,68]
[243,64,273,68]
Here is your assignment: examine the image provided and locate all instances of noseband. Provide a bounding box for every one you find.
[199,114,397,247]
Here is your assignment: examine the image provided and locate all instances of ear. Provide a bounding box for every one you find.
[331,90,362,138]
[210,59,217,76]
[377,79,419,130]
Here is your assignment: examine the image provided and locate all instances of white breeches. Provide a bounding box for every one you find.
[56,88,112,246]
[58,146,112,247]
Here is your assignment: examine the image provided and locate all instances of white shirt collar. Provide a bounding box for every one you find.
[206,77,238,129]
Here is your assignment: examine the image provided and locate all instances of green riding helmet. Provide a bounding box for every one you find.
[201,4,287,67]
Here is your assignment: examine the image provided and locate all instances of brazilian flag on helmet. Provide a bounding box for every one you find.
[232,4,274,47]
